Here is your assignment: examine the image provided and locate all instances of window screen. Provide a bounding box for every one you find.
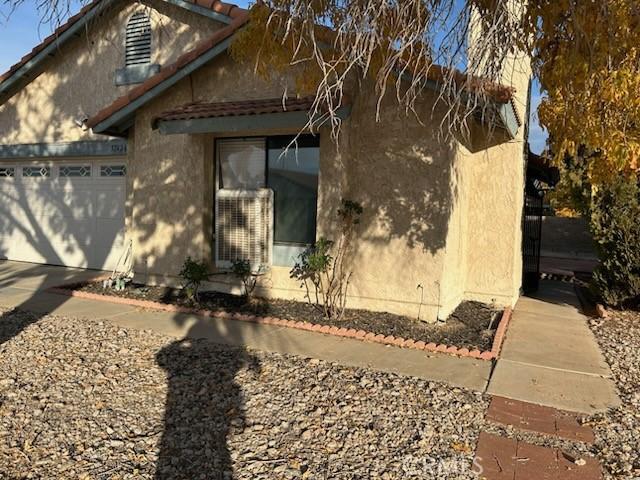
[267,136,319,244]
[218,138,266,189]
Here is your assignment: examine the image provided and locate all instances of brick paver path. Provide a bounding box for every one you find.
[486,397,595,443]
[476,432,602,480]
[476,396,602,480]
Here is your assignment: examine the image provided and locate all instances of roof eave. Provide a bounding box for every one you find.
[155,105,352,135]
[0,0,118,104]
[90,35,235,136]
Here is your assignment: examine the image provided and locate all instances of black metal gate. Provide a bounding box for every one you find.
[522,191,544,293]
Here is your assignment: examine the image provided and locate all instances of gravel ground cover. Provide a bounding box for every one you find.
[587,311,640,479]
[71,281,501,351]
[0,308,489,479]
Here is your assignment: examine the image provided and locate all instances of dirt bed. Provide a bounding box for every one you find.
[70,281,501,351]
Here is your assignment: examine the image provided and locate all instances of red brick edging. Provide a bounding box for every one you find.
[47,283,512,361]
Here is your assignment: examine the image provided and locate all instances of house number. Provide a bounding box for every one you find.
[111,144,127,154]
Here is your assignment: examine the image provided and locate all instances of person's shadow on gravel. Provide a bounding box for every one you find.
[155,330,260,480]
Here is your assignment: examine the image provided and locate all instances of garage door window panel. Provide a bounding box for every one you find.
[0,167,15,178]
[100,165,127,177]
[60,165,92,177]
[23,166,51,178]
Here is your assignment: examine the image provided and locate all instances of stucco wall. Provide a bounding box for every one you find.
[459,53,531,306]
[0,0,220,145]
[128,51,469,319]
[338,89,460,320]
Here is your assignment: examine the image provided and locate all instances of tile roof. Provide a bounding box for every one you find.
[154,96,319,124]
[425,64,515,104]
[85,2,515,133]
[0,1,242,87]
[85,1,248,131]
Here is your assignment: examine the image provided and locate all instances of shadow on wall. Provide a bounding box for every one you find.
[319,87,460,257]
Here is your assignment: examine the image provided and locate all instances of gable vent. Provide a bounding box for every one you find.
[125,12,152,67]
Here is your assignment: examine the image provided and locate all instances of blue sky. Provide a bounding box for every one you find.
[0,1,547,153]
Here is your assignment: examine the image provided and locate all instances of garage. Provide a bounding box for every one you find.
[0,159,127,270]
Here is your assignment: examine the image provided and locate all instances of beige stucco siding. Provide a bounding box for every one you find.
[129,77,209,278]
[122,46,529,321]
[128,52,468,319]
[0,0,221,145]
[338,89,460,320]
[459,52,530,305]
[459,142,524,304]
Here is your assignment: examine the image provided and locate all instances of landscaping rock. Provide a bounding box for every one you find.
[0,309,488,479]
[588,311,640,479]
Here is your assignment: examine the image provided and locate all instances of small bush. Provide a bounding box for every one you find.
[179,256,210,302]
[290,199,363,320]
[231,259,263,300]
[590,177,640,307]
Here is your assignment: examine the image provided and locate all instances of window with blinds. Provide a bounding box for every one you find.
[125,12,152,67]
[218,138,266,189]
[216,136,320,250]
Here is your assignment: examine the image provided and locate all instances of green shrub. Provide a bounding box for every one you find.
[290,199,363,319]
[179,256,210,302]
[231,259,264,300]
[590,177,640,307]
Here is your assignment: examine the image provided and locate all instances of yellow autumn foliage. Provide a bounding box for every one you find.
[231,0,640,183]
[528,0,640,182]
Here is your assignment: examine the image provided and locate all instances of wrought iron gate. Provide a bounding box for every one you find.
[522,191,544,293]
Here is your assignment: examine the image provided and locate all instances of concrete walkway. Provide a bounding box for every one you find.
[487,280,621,414]
[0,260,492,392]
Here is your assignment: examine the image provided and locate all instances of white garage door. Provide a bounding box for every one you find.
[0,160,127,270]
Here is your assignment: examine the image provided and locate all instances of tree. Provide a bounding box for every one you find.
[5,0,639,180]
[531,1,640,183]
[229,0,640,183]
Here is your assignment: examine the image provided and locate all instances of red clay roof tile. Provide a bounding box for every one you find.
[154,96,322,123]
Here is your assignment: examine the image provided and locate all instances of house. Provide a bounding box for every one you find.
[0,0,531,322]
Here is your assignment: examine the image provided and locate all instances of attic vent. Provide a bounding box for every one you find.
[125,12,152,66]
[215,189,273,269]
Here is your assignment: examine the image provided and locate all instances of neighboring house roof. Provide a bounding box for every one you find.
[527,148,559,186]
[0,0,240,104]
[154,96,319,123]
